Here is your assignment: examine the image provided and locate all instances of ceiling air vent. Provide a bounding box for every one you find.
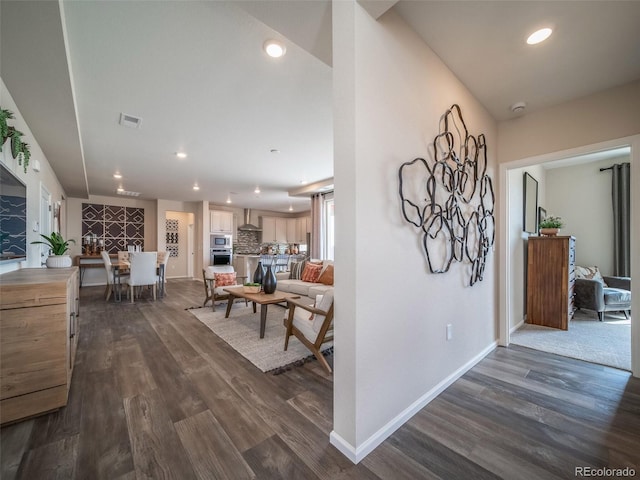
[116,189,141,197]
[119,113,142,129]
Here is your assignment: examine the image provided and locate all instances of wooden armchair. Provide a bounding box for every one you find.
[284,292,334,373]
[202,266,247,311]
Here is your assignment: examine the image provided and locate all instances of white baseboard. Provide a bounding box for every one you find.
[510,318,525,334]
[330,340,498,464]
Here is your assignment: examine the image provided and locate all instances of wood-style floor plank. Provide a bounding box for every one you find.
[123,388,197,480]
[1,279,639,480]
[174,410,255,480]
[17,435,78,480]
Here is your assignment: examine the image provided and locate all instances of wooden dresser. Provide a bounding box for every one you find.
[526,236,576,330]
[0,267,79,424]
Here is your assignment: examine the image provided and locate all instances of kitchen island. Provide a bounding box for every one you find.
[233,254,261,282]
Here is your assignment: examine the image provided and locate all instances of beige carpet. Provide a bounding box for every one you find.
[510,310,631,371]
[188,301,332,373]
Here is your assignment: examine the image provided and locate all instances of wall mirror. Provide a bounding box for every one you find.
[523,172,538,233]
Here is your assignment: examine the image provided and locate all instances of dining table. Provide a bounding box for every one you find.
[111,260,165,302]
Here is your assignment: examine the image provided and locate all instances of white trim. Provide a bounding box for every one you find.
[330,341,498,464]
[498,134,640,377]
[510,318,525,334]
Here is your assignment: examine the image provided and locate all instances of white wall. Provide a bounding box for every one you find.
[507,165,545,329]
[332,2,498,461]
[545,156,629,276]
[0,78,67,274]
[498,80,640,162]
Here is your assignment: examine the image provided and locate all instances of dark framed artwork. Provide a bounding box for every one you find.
[523,172,538,233]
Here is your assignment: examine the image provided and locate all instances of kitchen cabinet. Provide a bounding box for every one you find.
[296,216,311,243]
[286,218,297,243]
[261,216,287,243]
[526,236,576,330]
[262,215,310,244]
[0,267,80,424]
[210,210,233,233]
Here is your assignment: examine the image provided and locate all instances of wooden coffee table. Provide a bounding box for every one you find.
[223,286,300,338]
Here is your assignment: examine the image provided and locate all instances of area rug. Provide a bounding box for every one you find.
[510,310,631,371]
[188,302,332,373]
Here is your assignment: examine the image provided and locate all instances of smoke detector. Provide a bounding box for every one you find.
[510,102,527,114]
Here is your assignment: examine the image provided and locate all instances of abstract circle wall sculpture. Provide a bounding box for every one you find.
[398,104,495,286]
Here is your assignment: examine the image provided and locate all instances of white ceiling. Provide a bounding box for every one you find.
[393,0,640,120]
[2,1,639,212]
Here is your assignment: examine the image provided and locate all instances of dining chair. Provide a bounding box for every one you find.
[274,254,289,273]
[157,251,170,295]
[123,252,158,303]
[101,251,129,301]
[260,254,274,268]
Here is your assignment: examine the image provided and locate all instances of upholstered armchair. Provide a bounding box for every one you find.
[574,275,631,321]
[202,266,247,311]
[283,292,334,373]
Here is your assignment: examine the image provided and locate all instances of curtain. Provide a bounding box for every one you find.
[310,193,323,259]
[612,163,631,277]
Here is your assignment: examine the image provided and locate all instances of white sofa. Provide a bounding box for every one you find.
[275,271,333,300]
[274,260,334,301]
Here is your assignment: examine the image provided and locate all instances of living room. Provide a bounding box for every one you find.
[1,1,639,477]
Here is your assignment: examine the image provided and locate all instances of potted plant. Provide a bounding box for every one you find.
[31,232,76,268]
[539,215,564,236]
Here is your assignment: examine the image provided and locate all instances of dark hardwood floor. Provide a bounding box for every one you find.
[2,279,639,479]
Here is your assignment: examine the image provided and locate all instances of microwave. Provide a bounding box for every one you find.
[211,234,232,248]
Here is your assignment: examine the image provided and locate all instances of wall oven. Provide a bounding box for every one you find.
[211,248,232,266]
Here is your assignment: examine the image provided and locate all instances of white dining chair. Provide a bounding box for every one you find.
[123,251,158,303]
[157,251,170,295]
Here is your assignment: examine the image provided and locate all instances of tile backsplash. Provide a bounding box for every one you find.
[234,230,261,254]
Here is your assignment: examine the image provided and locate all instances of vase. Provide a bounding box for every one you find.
[46,254,72,268]
[253,261,265,285]
[540,228,559,236]
[263,264,277,294]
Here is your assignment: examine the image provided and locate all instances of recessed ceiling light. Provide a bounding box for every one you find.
[300,180,308,185]
[254,186,261,194]
[117,186,124,192]
[193,184,200,191]
[176,152,187,159]
[288,205,293,212]
[527,27,552,45]
[113,173,122,179]
[264,40,286,58]
[226,195,232,204]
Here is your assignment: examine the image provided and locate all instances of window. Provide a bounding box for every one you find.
[323,194,334,260]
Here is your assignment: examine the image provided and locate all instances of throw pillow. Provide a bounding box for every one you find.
[214,272,236,287]
[301,262,323,283]
[575,266,607,286]
[290,261,306,280]
[317,264,334,285]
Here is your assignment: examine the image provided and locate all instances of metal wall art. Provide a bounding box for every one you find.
[398,104,495,286]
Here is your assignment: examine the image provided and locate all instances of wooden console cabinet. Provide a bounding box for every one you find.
[526,236,576,330]
[0,267,79,424]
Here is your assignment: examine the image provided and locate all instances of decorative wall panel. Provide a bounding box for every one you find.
[82,203,144,253]
[166,219,179,257]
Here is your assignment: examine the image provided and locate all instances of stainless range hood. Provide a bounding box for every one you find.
[238,208,261,231]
